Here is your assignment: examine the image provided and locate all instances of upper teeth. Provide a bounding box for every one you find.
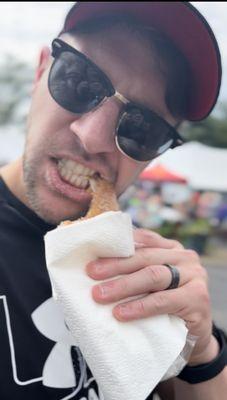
[58,158,96,188]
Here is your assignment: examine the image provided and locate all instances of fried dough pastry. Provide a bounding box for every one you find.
[61,177,119,225]
[85,177,119,218]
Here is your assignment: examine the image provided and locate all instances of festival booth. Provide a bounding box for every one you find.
[136,142,227,253]
[139,163,187,184]
[157,141,227,193]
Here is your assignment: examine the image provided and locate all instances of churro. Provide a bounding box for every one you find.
[61,177,119,225]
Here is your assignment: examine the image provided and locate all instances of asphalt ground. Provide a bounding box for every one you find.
[202,257,227,332]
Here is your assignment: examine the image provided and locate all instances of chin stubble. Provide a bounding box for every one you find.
[23,153,88,225]
[23,154,54,223]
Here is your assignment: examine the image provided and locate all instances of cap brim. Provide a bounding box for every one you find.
[63,2,222,121]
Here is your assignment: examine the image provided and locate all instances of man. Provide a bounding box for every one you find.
[0,2,226,399]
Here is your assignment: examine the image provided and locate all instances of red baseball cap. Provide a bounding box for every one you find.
[61,2,222,121]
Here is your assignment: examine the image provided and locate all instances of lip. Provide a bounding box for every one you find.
[46,159,93,203]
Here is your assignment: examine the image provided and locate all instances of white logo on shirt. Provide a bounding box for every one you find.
[0,295,103,400]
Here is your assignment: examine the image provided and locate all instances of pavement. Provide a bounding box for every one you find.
[201,254,227,332]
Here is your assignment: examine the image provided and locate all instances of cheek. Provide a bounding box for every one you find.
[29,70,71,132]
[27,88,74,151]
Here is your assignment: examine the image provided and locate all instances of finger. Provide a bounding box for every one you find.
[133,228,184,250]
[92,264,189,304]
[86,248,195,280]
[113,287,188,321]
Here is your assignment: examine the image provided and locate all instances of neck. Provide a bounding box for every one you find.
[0,158,28,206]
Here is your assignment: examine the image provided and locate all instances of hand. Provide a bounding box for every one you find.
[86,229,215,365]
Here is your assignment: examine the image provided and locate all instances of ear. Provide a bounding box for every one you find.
[33,46,51,88]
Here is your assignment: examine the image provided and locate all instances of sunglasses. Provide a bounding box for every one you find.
[48,38,184,162]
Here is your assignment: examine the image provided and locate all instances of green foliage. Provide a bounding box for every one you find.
[182,103,227,148]
[155,218,211,238]
[177,218,212,237]
[154,222,179,239]
[0,55,33,127]
[154,218,212,254]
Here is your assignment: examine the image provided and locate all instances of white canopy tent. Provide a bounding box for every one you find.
[153,142,227,192]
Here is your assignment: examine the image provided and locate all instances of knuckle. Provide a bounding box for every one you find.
[110,257,121,271]
[193,280,210,304]
[152,293,167,313]
[185,249,200,261]
[198,264,208,280]
[169,240,184,249]
[144,265,162,286]
[118,276,128,293]
[201,290,210,307]
[192,263,208,281]
[186,312,201,330]
[138,247,153,264]
[136,298,146,315]
[200,265,209,281]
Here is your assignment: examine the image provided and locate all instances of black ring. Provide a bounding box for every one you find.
[163,264,180,290]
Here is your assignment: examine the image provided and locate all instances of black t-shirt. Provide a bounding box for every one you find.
[0,178,155,400]
[0,178,102,400]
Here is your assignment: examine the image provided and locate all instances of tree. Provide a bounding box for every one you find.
[182,102,227,148]
[0,55,33,128]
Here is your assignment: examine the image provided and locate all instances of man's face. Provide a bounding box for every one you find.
[23,27,178,224]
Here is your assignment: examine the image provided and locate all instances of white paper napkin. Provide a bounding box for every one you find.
[44,211,187,400]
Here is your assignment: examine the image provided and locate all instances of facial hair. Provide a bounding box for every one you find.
[22,137,86,225]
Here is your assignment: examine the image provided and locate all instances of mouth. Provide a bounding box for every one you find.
[57,158,98,190]
[46,156,113,207]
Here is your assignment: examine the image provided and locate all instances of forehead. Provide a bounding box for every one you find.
[61,28,173,120]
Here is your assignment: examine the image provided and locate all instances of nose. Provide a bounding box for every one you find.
[69,98,121,155]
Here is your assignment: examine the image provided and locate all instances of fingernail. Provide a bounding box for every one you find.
[87,262,103,276]
[96,284,110,297]
[94,264,104,274]
[117,304,132,317]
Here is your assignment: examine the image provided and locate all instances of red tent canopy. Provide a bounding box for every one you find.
[139,163,187,183]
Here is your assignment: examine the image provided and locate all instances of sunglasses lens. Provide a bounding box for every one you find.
[117,105,175,161]
[49,51,112,114]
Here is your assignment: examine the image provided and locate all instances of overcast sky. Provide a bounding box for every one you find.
[0,2,227,105]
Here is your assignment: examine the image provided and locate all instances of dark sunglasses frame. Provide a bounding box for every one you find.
[49,38,184,162]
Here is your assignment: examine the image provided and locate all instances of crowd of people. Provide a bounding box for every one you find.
[120,179,227,253]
